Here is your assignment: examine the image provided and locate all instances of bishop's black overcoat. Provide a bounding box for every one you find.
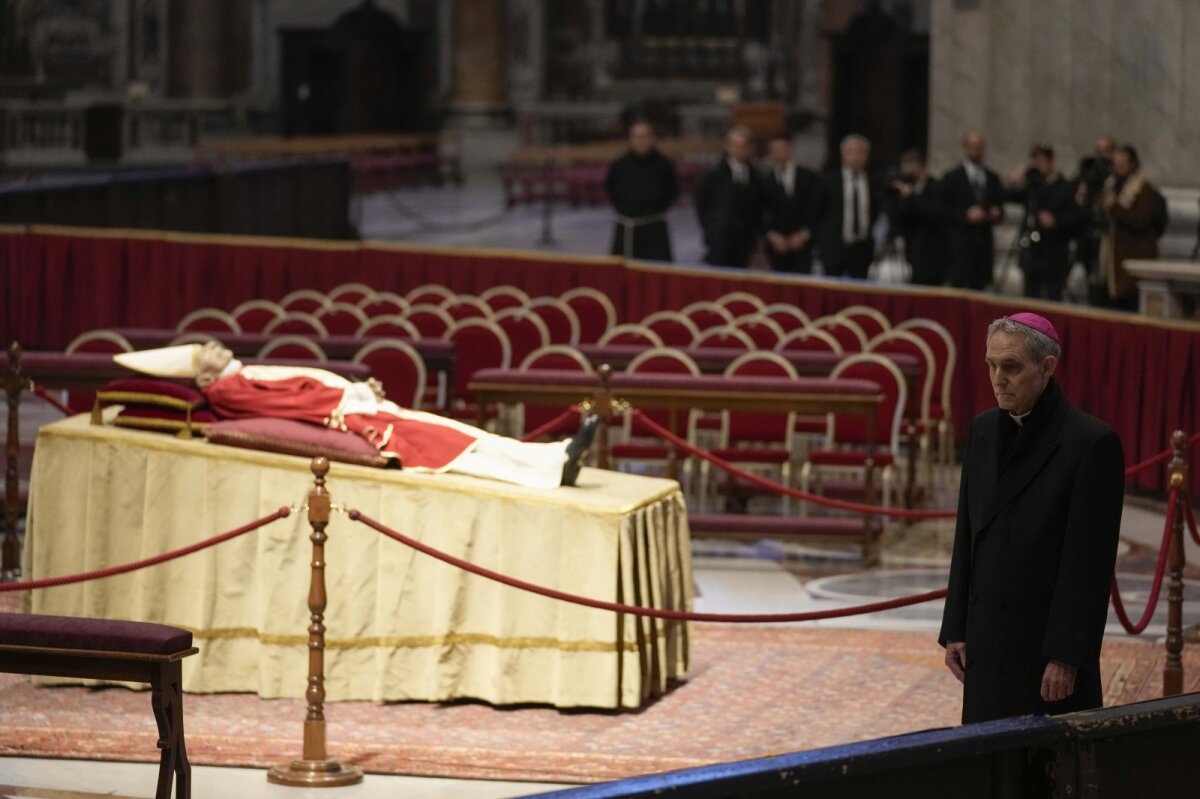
[938,379,1124,723]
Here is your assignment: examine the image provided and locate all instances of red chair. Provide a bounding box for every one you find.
[868,328,939,491]
[597,323,663,347]
[517,345,593,439]
[704,352,801,513]
[231,300,285,334]
[809,315,868,352]
[642,310,700,347]
[405,283,455,306]
[257,336,327,361]
[896,318,957,471]
[776,327,843,355]
[715,291,766,319]
[693,325,755,350]
[263,312,329,338]
[495,307,551,369]
[176,308,241,335]
[357,315,421,339]
[800,353,907,515]
[315,302,369,336]
[561,287,618,344]
[681,301,734,331]
[480,285,531,312]
[327,282,377,306]
[611,348,702,491]
[444,318,512,421]
[528,297,581,344]
[837,304,891,341]
[279,289,331,315]
[731,315,786,349]
[65,330,134,413]
[353,339,427,410]
[441,294,495,322]
[358,291,409,318]
[762,302,811,333]
[403,304,456,339]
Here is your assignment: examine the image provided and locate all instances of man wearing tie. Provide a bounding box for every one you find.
[695,126,764,268]
[942,131,1006,290]
[762,134,822,274]
[816,134,879,280]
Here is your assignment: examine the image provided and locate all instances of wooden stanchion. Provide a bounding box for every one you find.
[268,457,363,787]
[593,364,613,470]
[1163,431,1189,697]
[3,342,23,579]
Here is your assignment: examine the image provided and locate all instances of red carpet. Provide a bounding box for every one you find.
[0,613,1195,783]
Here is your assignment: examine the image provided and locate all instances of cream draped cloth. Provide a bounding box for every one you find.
[25,415,692,709]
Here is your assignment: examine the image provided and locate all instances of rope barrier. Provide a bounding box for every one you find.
[628,409,956,520]
[0,507,291,592]
[1109,489,1177,635]
[347,509,947,623]
[29,382,73,417]
[1185,495,1200,548]
[520,406,580,442]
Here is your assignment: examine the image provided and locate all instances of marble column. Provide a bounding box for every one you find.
[448,0,510,127]
[167,0,223,98]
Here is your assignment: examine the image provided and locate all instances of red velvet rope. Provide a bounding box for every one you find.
[628,408,957,520]
[348,509,947,623]
[1109,489,1177,635]
[0,507,291,592]
[1184,494,1200,548]
[520,405,580,442]
[29,383,74,417]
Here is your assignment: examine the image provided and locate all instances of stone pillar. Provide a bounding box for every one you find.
[168,0,224,98]
[448,0,509,127]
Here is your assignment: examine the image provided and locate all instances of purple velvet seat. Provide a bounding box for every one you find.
[0,612,192,654]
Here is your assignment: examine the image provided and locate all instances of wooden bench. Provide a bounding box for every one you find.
[0,612,198,799]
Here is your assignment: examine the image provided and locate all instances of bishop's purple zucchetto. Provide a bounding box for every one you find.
[1005,312,1061,346]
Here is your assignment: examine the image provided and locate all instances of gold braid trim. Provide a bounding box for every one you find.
[180,626,647,653]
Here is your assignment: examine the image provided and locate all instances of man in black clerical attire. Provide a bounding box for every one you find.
[889,149,947,286]
[606,120,679,261]
[816,134,881,279]
[762,134,821,274]
[1010,145,1087,301]
[942,131,1006,290]
[940,313,1123,724]
[695,126,763,268]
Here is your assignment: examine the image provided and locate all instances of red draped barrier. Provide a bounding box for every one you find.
[3,224,1198,494]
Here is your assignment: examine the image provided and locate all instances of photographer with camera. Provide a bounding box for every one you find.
[888,149,947,286]
[1008,145,1086,302]
[1074,135,1116,302]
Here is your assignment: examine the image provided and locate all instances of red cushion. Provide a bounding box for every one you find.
[205,417,390,468]
[0,612,192,655]
[610,443,673,460]
[710,448,790,464]
[97,378,207,411]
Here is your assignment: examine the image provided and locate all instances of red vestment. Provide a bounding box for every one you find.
[204,372,478,470]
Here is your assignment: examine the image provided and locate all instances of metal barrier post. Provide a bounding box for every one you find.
[1163,431,1189,697]
[268,457,363,787]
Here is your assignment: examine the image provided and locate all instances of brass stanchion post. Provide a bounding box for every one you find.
[268,457,363,786]
[1163,431,1188,697]
[594,364,613,470]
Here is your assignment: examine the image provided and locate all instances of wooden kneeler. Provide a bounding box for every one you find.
[0,612,198,799]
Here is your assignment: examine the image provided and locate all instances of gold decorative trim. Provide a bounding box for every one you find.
[181,626,640,653]
[97,391,198,411]
[112,416,209,433]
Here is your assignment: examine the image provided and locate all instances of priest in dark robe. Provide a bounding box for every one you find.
[939,313,1124,724]
[605,120,679,261]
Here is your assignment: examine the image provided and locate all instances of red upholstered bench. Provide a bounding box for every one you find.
[0,612,197,799]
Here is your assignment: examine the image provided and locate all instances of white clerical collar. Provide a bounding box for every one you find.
[728,157,749,183]
[1009,409,1032,427]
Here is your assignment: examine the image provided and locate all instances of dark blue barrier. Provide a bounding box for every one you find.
[528,692,1200,799]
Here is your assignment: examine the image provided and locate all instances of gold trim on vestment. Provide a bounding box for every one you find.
[182,626,640,653]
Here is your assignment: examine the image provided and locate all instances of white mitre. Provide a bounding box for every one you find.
[113,344,202,378]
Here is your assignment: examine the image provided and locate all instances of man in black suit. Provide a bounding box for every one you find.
[695,126,764,268]
[816,134,880,280]
[761,134,822,274]
[941,131,1006,290]
[939,313,1124,724]
[889,148,947,286]
[1010,145,1087,301]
